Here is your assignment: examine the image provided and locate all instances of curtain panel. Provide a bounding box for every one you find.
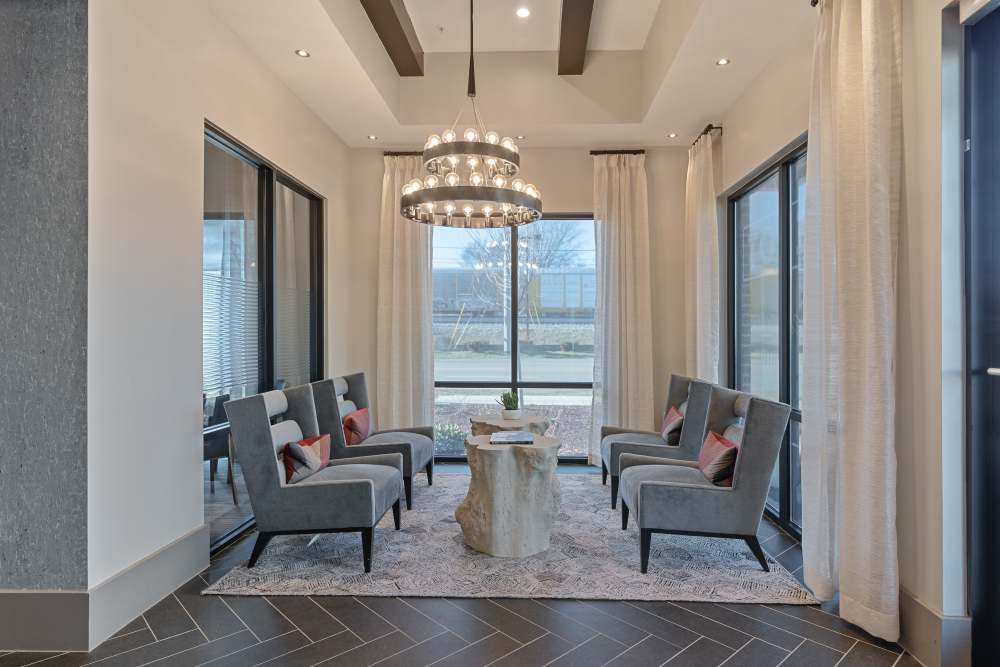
[590,153,656,464]
[801,0,902,641]
[375,156,434,430]
[684,134,721,383]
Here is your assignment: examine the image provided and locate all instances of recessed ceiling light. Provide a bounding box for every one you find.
[667,132,678,139]
[516,135,526,140]
[715,57,731,66]
[516,7,531,18]
[294,49,311,58]
[367,135,378,141]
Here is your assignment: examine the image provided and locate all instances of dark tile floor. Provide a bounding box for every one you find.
[2,471,916,667]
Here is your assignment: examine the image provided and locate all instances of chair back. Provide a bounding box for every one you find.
[674,380,713,459]
[224,384,319,530]
[311,377,353,456]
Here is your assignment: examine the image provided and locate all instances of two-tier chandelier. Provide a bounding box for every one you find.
[399,0,543,228]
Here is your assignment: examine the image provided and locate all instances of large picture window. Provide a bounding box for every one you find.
[432,216,596,459]
[729,147,806,534]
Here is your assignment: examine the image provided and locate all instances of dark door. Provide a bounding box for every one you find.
[967,8,1000,663]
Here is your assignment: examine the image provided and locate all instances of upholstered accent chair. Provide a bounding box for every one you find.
[311,372,433,509]
[600,375,712,509]
[618,386,791,573]
[225,384,404,572]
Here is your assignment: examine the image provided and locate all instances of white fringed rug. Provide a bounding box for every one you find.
[203,474,815,604]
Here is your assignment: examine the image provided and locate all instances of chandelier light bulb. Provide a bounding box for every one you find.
[442,129,457,143]
[511,178,525,192]
[463,205,474,217]
[485,131,500,144]
[470,171,484,186]
[426,134,441,149]
[482,205,493,218]
[401,184,412,195]
[424,174,439,188]
[447,156,459,167]
[525,184,538,198]
[445,172,460,187]
[408,179,423,193]
[445,203,455,214]
[493,174,507,188]
[467,157,479,169]
[464,128,480,142]
[502,203,512,213]
[500,137,515,151]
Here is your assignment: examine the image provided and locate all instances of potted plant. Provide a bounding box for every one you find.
[497,390,521,420]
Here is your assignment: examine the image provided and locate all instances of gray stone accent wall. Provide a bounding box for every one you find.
[0,0,88,589]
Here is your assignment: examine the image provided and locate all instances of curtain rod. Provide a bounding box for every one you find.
[383,151,422,156]
[589,149,645,155]
[692,124,722,146]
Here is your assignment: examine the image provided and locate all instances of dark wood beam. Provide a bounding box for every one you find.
[558,0,595,75]
[360,0,424,76]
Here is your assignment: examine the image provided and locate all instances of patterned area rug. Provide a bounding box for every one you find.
[204,474,815,604]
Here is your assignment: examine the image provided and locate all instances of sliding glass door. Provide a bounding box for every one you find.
[729,148,806,534]
[202,127,324,550]
[432,217,596,459]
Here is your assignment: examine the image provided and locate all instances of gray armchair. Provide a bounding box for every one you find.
[600,375,712,509]
[225,384,404,573]
[617,386,791,573]
[311,372,433,509]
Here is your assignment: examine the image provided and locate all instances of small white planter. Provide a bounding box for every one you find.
[501,409,522,420]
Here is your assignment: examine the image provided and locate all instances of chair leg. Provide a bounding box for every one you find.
[247,532,273,568]
[426,459,434,486]
[640,529,652,574]
[404,476,413,509]
[361,527,373,573]
[610,475,619,509]
[393,499,401,530]
[601,461,608,485]
[621,500,629,530]
[744,536,770,572]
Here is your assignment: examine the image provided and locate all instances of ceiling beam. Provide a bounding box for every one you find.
[558,0,595,75]
[360,0,424,76]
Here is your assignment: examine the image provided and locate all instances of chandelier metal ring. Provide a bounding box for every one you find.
[400,186,542,227]
[422,141,520,173]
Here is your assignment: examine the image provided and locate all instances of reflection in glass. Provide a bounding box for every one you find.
[274,183,313,388]
[517,220,596,383]
[734,172,781,401]
[789,154,807,410]
[790,420,802,527]
[520,389,592,457]
[432,227,513,382]
[433,388,503,456]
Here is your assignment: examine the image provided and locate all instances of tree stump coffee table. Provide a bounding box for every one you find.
[455,434,561,557]
[469,414,552,437]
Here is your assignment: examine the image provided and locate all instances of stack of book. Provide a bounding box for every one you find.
[488,431,536,445]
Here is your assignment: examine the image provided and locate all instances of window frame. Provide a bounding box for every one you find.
[726,144,806,539]
[433,212,595,464]
[202,122,326,552]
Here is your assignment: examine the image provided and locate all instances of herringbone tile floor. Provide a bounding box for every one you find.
[0,513,917,665]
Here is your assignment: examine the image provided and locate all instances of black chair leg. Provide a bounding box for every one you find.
[640,529,652,574]
[610,475,619,509]
[393,500,401,529]
[426,460,434,486]
[601,461,608,485]
[621,500,629,530]
[361,528,373,573]
[744,536,770,572]
[404,476,413,509]
[247,532,273,568]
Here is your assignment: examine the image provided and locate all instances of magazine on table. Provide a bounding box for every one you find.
[489,430,536,445]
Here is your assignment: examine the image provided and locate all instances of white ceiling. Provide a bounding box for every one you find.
[208,0,817,149]
[402,0,661,53]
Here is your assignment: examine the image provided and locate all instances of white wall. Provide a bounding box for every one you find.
[344,147,689,421]
[720,28,814,193]
[87,0,353,588]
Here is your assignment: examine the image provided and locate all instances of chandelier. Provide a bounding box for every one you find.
[399,0,543,228]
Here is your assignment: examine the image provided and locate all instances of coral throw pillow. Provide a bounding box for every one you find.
[660,406,684,443]
[282,434,332,484]
[698,431,740,486]
[343,408,371,445]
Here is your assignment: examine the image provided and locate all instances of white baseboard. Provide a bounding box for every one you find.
[899,588,971,667]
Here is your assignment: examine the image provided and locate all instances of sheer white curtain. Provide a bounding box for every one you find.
[684,133,720,382]
[375,156,434,430]
[590,153,655,464]
[801,0,901,641]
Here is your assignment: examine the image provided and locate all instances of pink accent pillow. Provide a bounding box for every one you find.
[343,408,371,445]
[660,406,684,441]
[282,434,332,484]
[698,431,740,486]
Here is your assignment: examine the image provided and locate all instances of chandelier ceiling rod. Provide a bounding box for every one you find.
[467,0,476,98]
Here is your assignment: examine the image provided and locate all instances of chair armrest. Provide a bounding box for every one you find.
[637,481,754,535]
[601,425,661,440]
[336,442,413,475]
[328,452,403,474]
[606,441,682,474]
[618,453,700,473]
[371,425,434,439]
[269,478,377,531]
